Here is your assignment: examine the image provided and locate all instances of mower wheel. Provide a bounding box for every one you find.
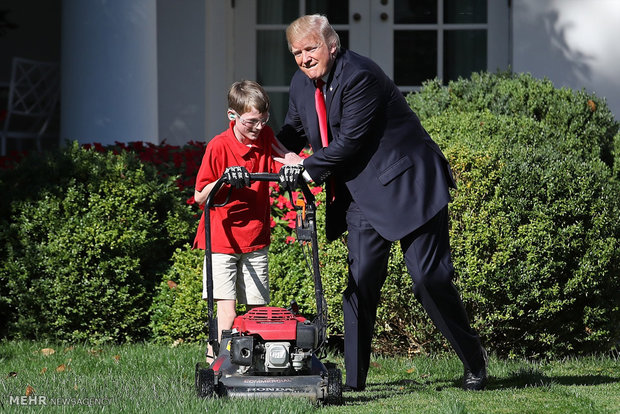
[326,368,343,405]
[195,362,216,398]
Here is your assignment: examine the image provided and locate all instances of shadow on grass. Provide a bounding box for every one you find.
[488,367,620,390]
[443,366,620,391]
[343,377,456,403]
[342,367,620,403]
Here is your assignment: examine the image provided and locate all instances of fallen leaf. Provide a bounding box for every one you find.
[41,348,55,356]
[172,338,184,348]
[40,367,47,374]
[167,280,178,289]
[113,355,121,363]
[370,361,380,368]
[89,348,102,356]
[56,364,66,372]
[74,383,78,391]
[64,346,74,353]
[26,385,35,396]
[406,367,416,374]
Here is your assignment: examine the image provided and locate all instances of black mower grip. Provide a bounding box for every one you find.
[248,172,280,182]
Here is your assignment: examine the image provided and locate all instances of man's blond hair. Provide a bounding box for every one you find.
[285,14,341,52]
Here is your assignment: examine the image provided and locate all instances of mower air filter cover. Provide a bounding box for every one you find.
[296,321,318,350]
[230,336,254,366]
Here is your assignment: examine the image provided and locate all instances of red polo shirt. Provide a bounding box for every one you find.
[193,121,282,253]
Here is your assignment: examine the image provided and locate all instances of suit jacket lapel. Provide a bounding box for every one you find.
[325,53,343,114]
[323,50,344,144]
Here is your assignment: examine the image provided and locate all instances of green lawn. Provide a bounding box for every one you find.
[0,341,618,413]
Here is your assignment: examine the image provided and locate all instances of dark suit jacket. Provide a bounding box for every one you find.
[278,49,456,241]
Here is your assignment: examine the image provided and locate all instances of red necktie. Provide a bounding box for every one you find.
[315,79,329,148]
[315,79,335,203]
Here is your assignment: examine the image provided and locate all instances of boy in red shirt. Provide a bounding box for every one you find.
[193,80,287,363]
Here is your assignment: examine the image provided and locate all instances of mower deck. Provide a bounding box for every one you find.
[196,337,343,404]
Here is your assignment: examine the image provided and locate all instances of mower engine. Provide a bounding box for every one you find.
[225,306,318,375]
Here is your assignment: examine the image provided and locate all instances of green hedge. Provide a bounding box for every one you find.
[149,246,208,343]
[0,142,194,343]
[407,72,617,168]
[408,72,620,358]
[431,112,619,358]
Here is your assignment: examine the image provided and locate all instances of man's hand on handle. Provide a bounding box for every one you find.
[279,164,304,192]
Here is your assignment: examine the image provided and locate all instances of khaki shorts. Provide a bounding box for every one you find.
[202,247,270,305]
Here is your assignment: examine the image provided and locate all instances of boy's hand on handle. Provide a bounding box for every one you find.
[279,164,304,192]
[223,166,251,189]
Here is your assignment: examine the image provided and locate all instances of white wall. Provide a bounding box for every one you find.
[513,0,620,120]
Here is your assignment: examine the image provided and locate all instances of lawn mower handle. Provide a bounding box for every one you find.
[203,171,323,354]
[204,172,316,210]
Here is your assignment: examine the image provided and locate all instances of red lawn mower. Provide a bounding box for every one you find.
[195,172,343,405]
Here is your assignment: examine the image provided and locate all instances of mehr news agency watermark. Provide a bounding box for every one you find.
[5,394,113,407]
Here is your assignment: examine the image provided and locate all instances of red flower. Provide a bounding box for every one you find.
[276,195,292,210]
[285,236,296,244]
[173,152,183,168]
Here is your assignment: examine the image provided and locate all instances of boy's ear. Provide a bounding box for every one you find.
[227,110,236,120]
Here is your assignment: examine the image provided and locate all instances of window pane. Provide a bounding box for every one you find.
[394,31,437,85]
[443,30,486,82]
[395,0,437,24]
[306,0,349,24]
[257,31,299,86]
[266,92,289,133]
[337,30,349,50]
[444,0,486,24]
[257,0,299,24]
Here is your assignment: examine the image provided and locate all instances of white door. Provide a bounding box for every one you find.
[232,0,510,131]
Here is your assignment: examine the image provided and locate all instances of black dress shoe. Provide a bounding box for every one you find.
[463,348,488,391]
[343,384,365,392]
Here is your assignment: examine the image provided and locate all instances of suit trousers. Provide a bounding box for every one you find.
[343,203,484,389]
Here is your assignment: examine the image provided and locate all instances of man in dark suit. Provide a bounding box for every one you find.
[274,14,487,391]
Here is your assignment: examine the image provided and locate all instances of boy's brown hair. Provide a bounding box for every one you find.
[228,80,270,115]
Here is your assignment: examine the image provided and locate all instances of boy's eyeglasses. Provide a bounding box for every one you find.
[235,112,270,128]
